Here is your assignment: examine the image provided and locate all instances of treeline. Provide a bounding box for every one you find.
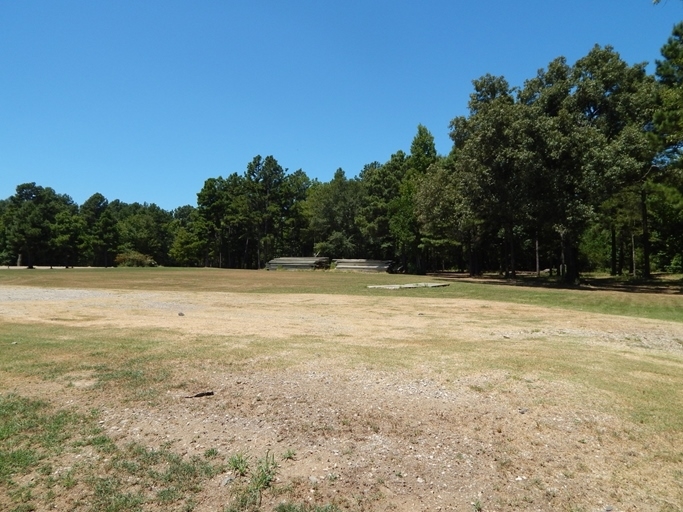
[3,25,683,280]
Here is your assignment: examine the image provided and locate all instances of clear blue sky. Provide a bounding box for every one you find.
[1,0,680,210]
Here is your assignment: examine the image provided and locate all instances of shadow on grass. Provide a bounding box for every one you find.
[430,271,683,295]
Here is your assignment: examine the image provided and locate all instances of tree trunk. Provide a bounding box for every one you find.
[610,226,617,276]
[563,241,580,284]
[535,237,540,278]
[26,250,34,269]
[631,232,636,277]
[563,236,579,284]
[508,224,516,278]
[641,188,651,279]
[559,238,565,277]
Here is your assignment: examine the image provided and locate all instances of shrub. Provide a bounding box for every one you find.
[666,254,683,274]
[114,251,157,267]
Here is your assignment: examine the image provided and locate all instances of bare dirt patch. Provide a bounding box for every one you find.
[2,284,683,511]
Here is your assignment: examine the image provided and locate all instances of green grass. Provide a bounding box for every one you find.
[0,394,226,511]
[228,452,250,477]
[225,450,303,512]
[0,395,86,485]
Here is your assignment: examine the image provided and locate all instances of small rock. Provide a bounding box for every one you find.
[221,475,234,486]
[11,342,17,345]
[178,312,185,316]
[416,477,425,483]
[309,476,319,485]
[518,408,528,414]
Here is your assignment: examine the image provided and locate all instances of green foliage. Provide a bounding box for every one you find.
[306,169,364,259]
[195,159,311,269]
[2,183,79,268]
[228,452,250,476]
[91,476,144,511]
[281,448,296,461]
[654,22,683,153]
[0,390,228,512]
[249,451,277,490]
[225,451,279,512]
[432,45,661,281]
[0,393,86,500]
[114,251,157,267]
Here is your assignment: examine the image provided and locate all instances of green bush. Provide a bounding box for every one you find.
[666,254,683,273]
[114,251,157,267]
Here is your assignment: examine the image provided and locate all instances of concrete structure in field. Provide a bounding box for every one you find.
[265,257,330,270]
[333,259,394,273]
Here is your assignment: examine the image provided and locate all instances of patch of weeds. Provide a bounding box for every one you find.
[157,452,224,492]
[105,442,224,506]
[228,452,250,476]
[250,451,278,490]
[9,483,35,504]
[156,486,182,504]
[0,449,40,481]
[471,500,483,512]
[0,394,85,487]
[44,487,56,503]
[183,497,198,511]
[204,447,219,459]
[91,476,144,511]
[225,451,279,512]
[87,434,117,453]
[59,468,77,489]
[281,449,296,461]
[94,364,169,402]
[226,482,262,512]
[10,504,37,512]
[125,442,164,466]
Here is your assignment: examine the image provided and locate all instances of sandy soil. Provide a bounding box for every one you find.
[2,285,683,511]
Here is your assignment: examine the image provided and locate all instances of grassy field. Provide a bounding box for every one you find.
[1,266,682,322]
[1,268,683,511]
